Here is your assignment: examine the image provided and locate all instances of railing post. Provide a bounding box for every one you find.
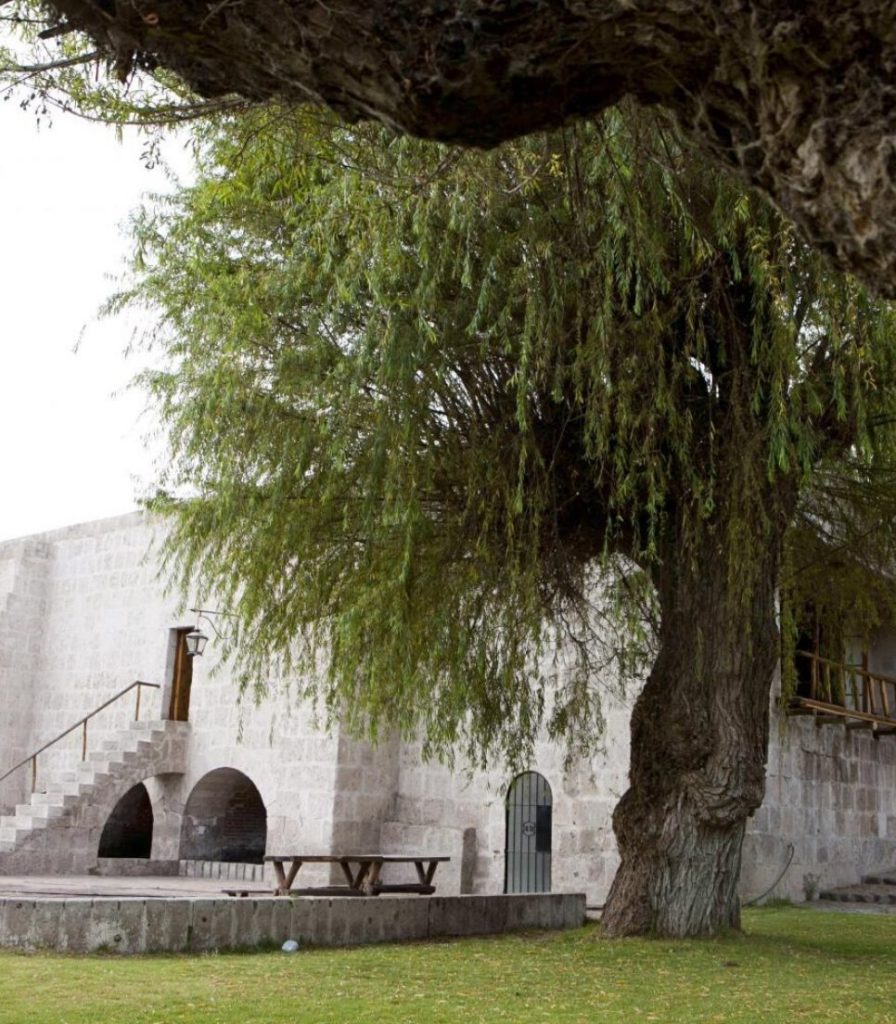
[862,650,870,712]
[82,720,88,761]
[31,756,36,794]
[135,683,142,722]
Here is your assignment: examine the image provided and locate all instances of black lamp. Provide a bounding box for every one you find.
[184,627,209,658]
[183,608,233,657]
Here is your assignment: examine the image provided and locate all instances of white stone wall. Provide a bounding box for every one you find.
[0,513,345,884]
[377,677,635,905]
[0,537,51,813]
[2,510,896,900]
[741,672,896,903]
[5,514,178,802]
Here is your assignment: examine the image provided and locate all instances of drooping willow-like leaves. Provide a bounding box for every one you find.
[116,105,896,767]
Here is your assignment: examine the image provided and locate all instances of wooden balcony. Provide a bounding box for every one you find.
[788,651,896,736]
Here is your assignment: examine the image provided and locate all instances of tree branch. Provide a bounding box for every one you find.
[26,0,896,295]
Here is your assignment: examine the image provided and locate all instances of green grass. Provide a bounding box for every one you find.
[0,907,894,1024]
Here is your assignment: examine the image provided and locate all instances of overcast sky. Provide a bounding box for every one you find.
[0,96,190,542]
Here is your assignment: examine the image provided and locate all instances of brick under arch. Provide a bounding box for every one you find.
[98,782,154,859]
[180,768,267,863]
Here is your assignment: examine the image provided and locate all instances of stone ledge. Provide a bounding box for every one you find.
[0,893,585,954]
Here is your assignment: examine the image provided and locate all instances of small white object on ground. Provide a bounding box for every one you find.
[282,939,300,953]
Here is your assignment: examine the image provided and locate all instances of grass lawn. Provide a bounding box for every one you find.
[0,907,894,1024]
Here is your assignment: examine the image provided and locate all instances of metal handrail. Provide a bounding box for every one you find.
[0,680,160,793]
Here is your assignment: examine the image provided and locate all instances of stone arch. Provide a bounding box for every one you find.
[180,768,267,863]
[98,782,154,859]
[504,770,552,893]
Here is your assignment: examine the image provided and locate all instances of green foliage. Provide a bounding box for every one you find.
[115,105,896,766]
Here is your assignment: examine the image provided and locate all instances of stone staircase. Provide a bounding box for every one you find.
[819,869,896,907]
[0,719,189,875]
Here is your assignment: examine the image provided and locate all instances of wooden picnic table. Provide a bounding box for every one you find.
[263,853,450,897]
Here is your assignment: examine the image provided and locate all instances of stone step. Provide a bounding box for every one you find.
[87,749,120,766]
[101,735,161,755]
[5,817,47,836]
[73,772,111,793]
[47,770,79,787]
[0,816,50,842]
[0,825,26,847]
[819,884,896,905]
[31,790,77,808]
[14,801,60,822]
[0,715,183,858]
[863,870,896,886]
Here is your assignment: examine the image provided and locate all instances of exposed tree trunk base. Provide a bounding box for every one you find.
[602,818,746,938]
[601,534,781,938]
[40,1,896,295]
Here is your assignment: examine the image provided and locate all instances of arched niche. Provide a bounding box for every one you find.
[504,770,552,893]
[180,768,267,863]
[98,782,154,859]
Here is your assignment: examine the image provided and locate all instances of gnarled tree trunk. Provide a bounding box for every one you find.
[601,531,782,937]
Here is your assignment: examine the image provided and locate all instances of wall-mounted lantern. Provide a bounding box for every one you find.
[184,608,233,658]
[184,627,209,658]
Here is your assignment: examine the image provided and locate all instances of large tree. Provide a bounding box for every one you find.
[7,0,896,294]
[118,108,896,937]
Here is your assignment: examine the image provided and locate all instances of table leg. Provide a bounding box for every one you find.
[284,859,303,891]
[348,860,370,892]
[363,859,383,895]
[273,859,302,896]
[413,860,440,885]
[272,860,288,896]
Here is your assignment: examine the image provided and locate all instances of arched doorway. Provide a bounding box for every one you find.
[504,771,552,893]
[98,782,154,858]
[180,768,267,863]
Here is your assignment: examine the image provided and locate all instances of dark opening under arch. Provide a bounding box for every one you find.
[98,782,154,859]
[180,768,267,863]
[505,770,552,893]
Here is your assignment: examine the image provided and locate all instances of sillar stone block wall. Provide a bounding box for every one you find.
[0,511,895,902]
[742,699,896,902]
[0,538,50,812]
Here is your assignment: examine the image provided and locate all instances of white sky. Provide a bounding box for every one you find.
[0,97,190,542]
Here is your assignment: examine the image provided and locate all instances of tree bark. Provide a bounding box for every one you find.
[40,0,896,295]
[601,534,782,937]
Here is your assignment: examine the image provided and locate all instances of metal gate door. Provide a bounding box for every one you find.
[504,771,552,893]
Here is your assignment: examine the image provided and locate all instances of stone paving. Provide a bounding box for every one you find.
[0,873,240,900]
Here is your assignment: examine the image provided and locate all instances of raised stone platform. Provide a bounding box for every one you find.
[819,865,896,908]
[0,876,585,953]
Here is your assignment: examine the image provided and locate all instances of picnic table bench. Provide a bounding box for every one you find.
[263,854,450,897]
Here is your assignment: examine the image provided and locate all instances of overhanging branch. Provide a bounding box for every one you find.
[20,0,896,295]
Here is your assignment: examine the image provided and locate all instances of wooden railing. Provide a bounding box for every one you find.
[0,680,160,794]
[790,652,896,730]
